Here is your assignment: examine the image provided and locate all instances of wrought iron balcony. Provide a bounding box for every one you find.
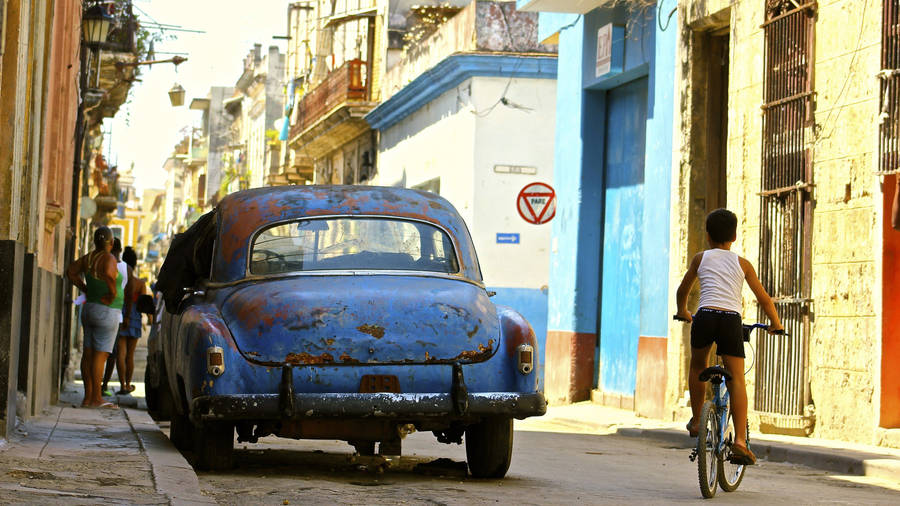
[290,59,368,139]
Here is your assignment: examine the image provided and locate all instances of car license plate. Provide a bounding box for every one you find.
[359,375,401,393]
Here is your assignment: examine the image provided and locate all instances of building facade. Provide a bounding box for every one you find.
[522,0,677,414]
[672,0,899,446]
[367,0,558,376]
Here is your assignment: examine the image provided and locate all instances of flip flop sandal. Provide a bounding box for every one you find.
[127,384,136,393]
[729,444,757,465]
[96,402,119,410]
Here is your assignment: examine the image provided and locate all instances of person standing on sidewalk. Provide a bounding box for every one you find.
[65,227,122,408]
[115,246,145,394]
[101,238,129,396]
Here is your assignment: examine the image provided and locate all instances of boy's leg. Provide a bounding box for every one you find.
[721,354,748,446]
[688,344,713,432]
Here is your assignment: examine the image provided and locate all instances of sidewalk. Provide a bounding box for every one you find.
[517,401,900,485]
[0,383,211,505]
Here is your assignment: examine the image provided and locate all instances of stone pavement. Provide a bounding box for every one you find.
[3,390,898,504]
[0,383,211,505]
[517,401,900,485]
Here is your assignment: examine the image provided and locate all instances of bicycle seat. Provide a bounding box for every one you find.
[699,365,732,383]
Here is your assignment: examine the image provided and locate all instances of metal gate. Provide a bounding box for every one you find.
[880,0,900,175]
[756,1,816,432]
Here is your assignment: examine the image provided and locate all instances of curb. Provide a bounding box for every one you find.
[124,409,215,505]
[616,427,900,483]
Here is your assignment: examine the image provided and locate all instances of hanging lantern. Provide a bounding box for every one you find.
[168,83,186,107]
[82,4,114,46]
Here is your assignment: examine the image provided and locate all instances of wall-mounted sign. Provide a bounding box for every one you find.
[517,182,556,225]
[596,23,625,79]
[494,164,538,175]
[496,233,520,244]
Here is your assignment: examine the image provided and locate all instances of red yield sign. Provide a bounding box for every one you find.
[517,182,556,225]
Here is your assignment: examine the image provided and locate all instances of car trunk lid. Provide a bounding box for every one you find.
[219,275,499,366]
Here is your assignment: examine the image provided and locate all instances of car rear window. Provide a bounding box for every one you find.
[250,217,459,275]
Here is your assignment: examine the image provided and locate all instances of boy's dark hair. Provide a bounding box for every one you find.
[112,237,122,254]
[706,208,737,243]
[122,246,137,268]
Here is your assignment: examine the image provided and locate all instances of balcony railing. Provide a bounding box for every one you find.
[291,59,368,138]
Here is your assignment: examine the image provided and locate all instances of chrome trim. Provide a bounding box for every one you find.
[205,270,486,290]
[243,214,466,278]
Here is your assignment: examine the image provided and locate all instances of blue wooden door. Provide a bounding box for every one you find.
[599,77,647,395]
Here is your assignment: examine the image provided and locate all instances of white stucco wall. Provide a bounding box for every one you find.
[374,78,479,227]
[471,76,556,290]
[374,75,556,290]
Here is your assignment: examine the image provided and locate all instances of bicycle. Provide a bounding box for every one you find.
[673,316,786,498]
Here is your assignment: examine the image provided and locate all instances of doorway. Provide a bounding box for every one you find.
[598,76,648,397]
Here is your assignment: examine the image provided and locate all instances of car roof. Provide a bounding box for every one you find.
[213,185,482,283]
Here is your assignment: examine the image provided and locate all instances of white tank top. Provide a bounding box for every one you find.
[697,249,745,314]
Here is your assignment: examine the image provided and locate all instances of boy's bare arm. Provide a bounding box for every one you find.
[675,253,703,321]
[739,257,784,332]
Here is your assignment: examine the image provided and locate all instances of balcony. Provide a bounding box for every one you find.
[288,59,375,159]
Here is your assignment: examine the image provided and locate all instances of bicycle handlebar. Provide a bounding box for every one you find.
[672,315,788,336]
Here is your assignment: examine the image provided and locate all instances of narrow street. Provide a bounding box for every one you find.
[178,426,900,505]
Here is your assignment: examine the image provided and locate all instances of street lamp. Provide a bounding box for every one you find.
[168,83,186,107]
[82,4,114,47]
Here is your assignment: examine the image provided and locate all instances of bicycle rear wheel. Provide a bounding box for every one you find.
[718,419,747,492]
[697,401,718,498]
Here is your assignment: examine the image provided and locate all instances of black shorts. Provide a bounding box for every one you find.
[690,308,745,358]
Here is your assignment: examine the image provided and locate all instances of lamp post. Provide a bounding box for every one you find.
[114,55,189,107]
[82,3,115,88]
[81,4,114,47]
[168,83,186,107]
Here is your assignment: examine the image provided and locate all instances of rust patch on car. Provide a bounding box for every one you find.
[339,352,359,364]
[245,351,261,357]
[466,325,479,339]
[357,324,385,339]
[285,352,335,365]
[453,339,495,362]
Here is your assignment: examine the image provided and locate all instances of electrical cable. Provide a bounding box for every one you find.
[658,0,677,32]
[816,0,868,143]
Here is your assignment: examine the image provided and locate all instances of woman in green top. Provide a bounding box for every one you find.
[66,226,123,408]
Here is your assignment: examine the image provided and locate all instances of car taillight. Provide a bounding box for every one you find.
[207,346,225,376]
[517,344,533,374]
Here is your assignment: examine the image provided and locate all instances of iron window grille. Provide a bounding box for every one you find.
[879,0,900,174]
[756,0,816,432]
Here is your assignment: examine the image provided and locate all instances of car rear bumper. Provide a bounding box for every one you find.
[190,391,547,423]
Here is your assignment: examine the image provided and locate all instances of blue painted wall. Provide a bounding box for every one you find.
[539,1,676,395]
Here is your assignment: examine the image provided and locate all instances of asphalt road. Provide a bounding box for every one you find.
[180,424,900,505]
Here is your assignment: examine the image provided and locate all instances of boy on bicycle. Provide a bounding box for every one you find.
[675,209,783,465]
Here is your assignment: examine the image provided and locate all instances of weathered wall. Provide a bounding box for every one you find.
[674,0,885,444]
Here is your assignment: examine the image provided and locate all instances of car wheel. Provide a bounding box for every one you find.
[169,408,193,452]
[465,417,513,478]
[193,422,234,471]
[350,440,376,456]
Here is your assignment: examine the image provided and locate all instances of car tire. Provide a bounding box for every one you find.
[194,422,234,471]
[465,417,513,478]
[169,408,193,452]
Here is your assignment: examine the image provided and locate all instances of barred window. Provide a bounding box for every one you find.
[880,0,900,174]
[756,0,816,427]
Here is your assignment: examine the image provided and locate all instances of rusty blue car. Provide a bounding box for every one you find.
[151,185,545,476]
